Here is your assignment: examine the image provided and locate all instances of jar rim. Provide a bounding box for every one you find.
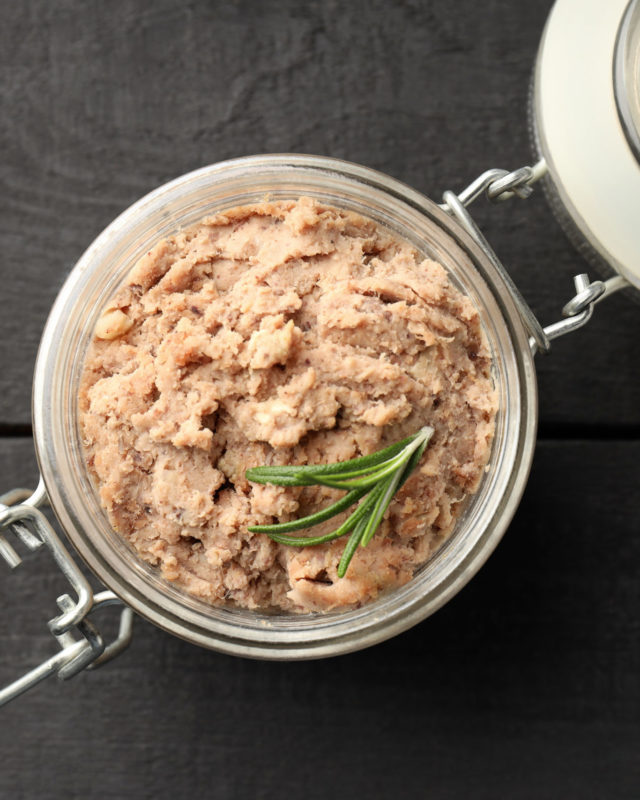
[32,154,537,659]
[614,0,640,165]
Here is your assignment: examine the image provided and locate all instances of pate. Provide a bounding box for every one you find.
[79,197,497,613]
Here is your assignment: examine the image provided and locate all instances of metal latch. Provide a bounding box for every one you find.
[0,479,133,707]
[440,161,630,354]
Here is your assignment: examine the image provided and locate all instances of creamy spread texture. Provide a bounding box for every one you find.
[79,198,497,612]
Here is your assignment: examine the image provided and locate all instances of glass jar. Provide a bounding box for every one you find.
[31,154,537,659]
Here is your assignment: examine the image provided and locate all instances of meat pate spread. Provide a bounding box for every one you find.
[79,198,497,612]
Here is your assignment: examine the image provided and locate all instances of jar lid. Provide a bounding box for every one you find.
[615,0,640,162]
[533,0,640,288]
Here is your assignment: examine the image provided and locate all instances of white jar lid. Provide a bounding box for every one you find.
[534,0,640,288]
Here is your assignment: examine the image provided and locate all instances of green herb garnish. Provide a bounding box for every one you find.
[246,426,434,578]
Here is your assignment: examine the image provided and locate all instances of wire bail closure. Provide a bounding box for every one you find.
[0,481,134,707]
[440,161,629,355]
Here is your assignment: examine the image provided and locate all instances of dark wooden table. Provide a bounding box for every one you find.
[1,2,639,797]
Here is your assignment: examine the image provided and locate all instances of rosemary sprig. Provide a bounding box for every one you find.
[246,426,434,578]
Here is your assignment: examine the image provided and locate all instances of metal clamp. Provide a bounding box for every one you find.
[0,480,134,707]
[440,161,630,354]
[532,272,628,354]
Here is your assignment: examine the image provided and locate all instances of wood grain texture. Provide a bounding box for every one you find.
[1,0,639,427]
[0,436,639,799]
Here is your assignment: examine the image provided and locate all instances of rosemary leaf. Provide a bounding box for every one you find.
[244,432,418,485]
[247,487,367,534]
[358,430,429,546]
[337,515,369,578]
[312,445,416,490]
[243,469,318,487]
[360,471,402,547]
[263,483,385,547]
[398,436,431,489]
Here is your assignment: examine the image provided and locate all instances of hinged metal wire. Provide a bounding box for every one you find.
[0,484,134,707]
[440,160,630,354]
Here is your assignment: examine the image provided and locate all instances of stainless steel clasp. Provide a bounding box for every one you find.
[0,480,134,707]
[440,161,631,354]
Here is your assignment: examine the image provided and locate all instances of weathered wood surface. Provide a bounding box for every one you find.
[1,1,639,797]
[1,437,638,799]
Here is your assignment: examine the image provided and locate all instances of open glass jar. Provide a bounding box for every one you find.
[32,155,537,659]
